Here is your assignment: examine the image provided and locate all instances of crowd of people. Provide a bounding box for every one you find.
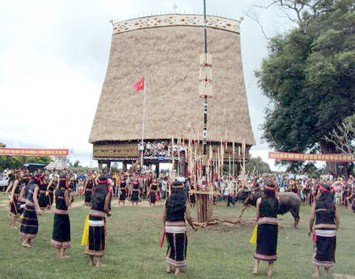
[4,169,112,266]
[138,141,187,157]
[213,173,355,212]
[2,167,354,276]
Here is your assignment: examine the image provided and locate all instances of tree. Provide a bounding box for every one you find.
[324,114,355,157]
[73,160,81,168]
[246,157,272,174]
[256,0,355,174]
[54,156,71,166]
[0,155,51,171]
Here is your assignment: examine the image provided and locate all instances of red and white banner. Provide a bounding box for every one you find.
[269,152,354,162]
[0,148,69,157]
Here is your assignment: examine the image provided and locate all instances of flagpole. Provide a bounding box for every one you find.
[140,77,146,170]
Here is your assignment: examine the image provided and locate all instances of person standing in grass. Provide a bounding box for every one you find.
[18,173,31,216]
[130,176,140,206]
[9,171,22,228]
[38,173,49,209]
[19,173,43,248]
[148,178,159,206]
[252,179,279,277]
[163,181,197,276]
[50,175,75,258]
[85,175,112,267]
[118,174,128,206]
[308,183,340,277]
[46,175,58,209]
[83,173,95,206]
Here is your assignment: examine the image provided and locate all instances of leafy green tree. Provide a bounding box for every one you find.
[256,0,355,174]
[246,156,271,174]
[110,162,120,172]
[0,155,51,171]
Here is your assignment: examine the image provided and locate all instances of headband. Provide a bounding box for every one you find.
[319,185,329,193]
[97,179,109,185]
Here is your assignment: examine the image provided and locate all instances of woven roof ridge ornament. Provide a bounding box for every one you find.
[111,14,241,35]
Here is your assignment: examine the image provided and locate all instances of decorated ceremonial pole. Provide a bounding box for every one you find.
[241,140,246,186]
[228,153,231,179]
[141,79,147,169]
[171,137,175,181]
[221,140,224,177]
[196,0,213,223]
[232,141,235,177]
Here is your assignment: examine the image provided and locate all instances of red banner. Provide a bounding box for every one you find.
[0,148,69,157]
[268,152,354,162]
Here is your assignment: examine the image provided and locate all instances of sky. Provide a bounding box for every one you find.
[0,0,295,170]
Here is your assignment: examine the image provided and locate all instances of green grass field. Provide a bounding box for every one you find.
[0,195,354,279]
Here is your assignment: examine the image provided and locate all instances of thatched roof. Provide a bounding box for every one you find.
[89,14,255,146]
[45,162,68,171]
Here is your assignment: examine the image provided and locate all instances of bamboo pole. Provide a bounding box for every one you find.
[217,146,220,180]
[209,144,213,184]
[242,140,246,185]
[221,140,224,178]
[232,141,235,177]
[228,153,231,179]
[171,137,175,182]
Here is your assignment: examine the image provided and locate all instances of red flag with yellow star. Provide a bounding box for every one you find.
[133,77,144,91]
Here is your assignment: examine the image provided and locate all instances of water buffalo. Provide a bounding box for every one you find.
[236,189,301,228]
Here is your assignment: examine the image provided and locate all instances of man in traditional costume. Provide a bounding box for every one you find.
[85,175,112,267]
[309,183,340,277]
[163,181,197,276]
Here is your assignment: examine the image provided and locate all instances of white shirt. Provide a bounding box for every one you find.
[161,180,167,191]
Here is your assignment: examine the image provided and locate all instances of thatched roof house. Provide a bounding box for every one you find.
[89,14,255,166]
